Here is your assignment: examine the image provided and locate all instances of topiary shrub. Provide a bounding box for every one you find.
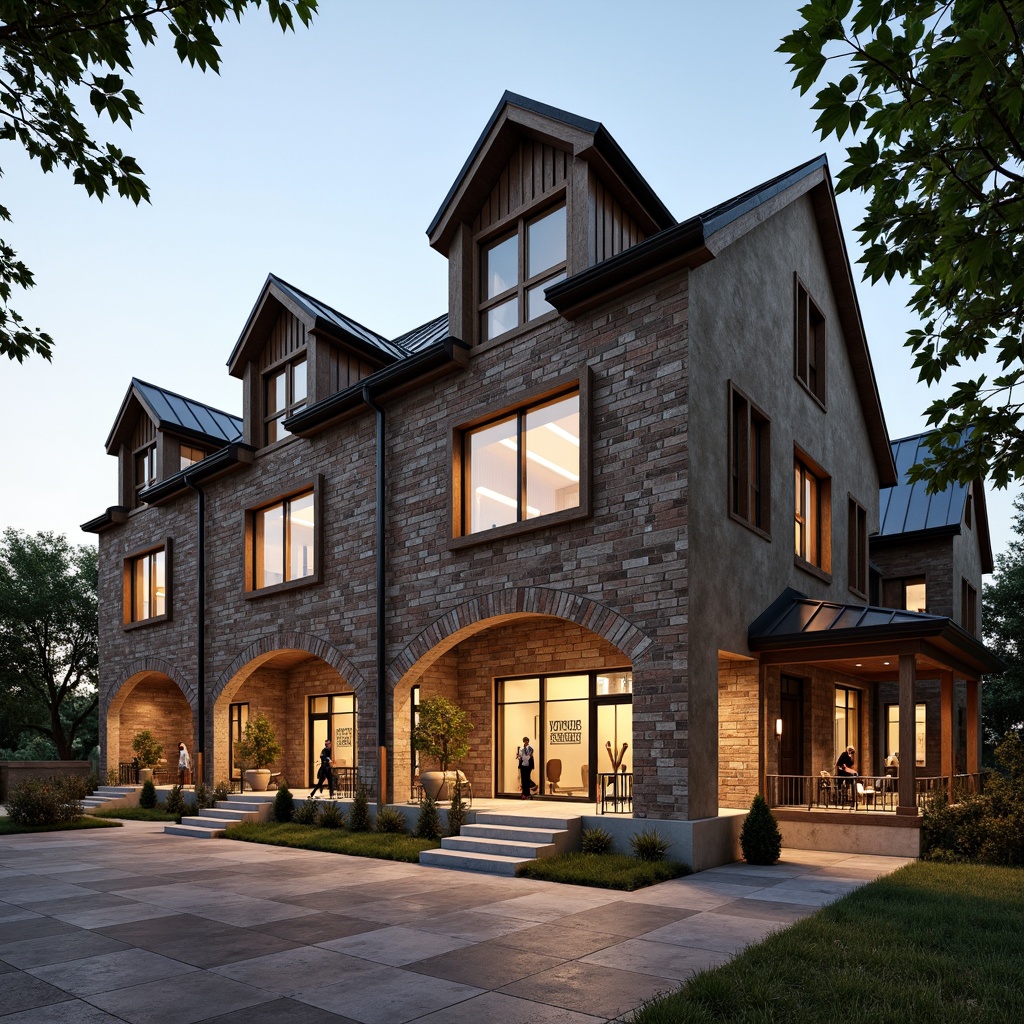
[629,828,669,862]
[214,781,230,802]
[374,807,408,834]
[582,826,614,854]
[414,794,442,839]
[348,781,370,832]
[446,778,466,837]
[740,793,783,865]
[6,777,83,826]
[317,801,344,829]
[139,778,157,809]
[293,798,318,825]
[164,784,186,817]
[194,780,213,810]
[274,784,295,823]
[85,773,99,795]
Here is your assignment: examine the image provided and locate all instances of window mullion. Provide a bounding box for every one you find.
[517,410,526,523]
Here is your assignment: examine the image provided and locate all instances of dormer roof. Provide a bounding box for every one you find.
[427,91,675,252]
[104,378,242,455]
[226,273,404,378]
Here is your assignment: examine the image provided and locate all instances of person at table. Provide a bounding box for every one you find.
[835,745,857,796]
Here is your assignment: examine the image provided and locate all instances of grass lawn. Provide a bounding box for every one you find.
[223,821,440,862]
[0,815,121,835]
[517,851,690,890]
[632,861,1024,1024]
[88,807,179,822]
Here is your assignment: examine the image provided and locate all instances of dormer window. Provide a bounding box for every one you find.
[264,355,307,445]
[480,203,566,342]
[134,444,156,505]
[180,445,208,471]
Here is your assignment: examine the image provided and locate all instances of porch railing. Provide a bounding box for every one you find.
[766,773,973,812]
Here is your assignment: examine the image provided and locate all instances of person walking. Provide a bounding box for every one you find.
[309,739,334,799]
[177,742,191,787]
[516,737,535,799]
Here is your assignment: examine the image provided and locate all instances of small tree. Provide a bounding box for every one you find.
[740,793,783,865]
[348,780,370,832]
[274,783,295,823]
[236,713,280,770]
[131,729,162,769]
[139,778,157,809]
[446,778,467,837]
[414,794,442,840]
[412,695,473,772]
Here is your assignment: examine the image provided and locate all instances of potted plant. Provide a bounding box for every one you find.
[236,713,281,792]
[131,729,163,785]
[412,695,473,800]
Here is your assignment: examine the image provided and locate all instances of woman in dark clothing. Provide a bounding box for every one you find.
[309,739,334,799]
[516,737,535,799]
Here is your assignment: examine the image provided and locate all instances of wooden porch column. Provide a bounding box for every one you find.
[966,677,981,777]
[897,654,918,816]
[940,670,954,804]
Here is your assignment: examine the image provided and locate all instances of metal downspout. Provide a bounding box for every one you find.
[362,387,388,808]
[184,473,206,786]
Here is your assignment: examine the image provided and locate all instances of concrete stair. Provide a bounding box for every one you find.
[420,810,581,875]
[82,786,138,812]
[163,792,275,839]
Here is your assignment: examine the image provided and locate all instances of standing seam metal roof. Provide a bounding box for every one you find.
[878,432,969,536]
[132,379,242,443]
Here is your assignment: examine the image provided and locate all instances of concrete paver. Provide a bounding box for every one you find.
[0,819,913,1023]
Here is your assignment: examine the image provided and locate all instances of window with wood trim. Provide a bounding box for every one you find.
[134,443,157,505]
[263,355,307,445]
[479,203,566,342]
[180,444,208,471]
[794,453,831,574]
[461,388,580,535]
[125,546,167,624]
[961,578,978,634]
[250,488,315,590]
[847,496,868,597]
[882,575,927,612]
[795,276,826,404]
[728,383,770,535]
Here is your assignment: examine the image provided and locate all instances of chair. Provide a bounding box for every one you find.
[816,770,834,808]
[447,770,473,806]
[856,781,876,809]
[546,759,584,795]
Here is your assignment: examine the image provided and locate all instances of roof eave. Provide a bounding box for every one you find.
[138,443,256,505]
[80,506,129,534]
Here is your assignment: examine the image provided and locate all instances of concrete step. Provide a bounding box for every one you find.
[460,823,567,844]
[419,848,529,875]
[474,811,579,829]
[441,835,556,859]
[164,823,225,839]
[196,807,260,822]
[179,814,248,829]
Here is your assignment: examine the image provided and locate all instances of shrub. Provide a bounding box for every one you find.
[139,778,157,809]
[194,780,214,810]
[317,801,344,829]
[582,827,614,854]
[414,794,442,839]
[629,828,670,862]
[62,775,88,801]
[446,778,467,837]
[274,784,295,823]
[412,695,473,772]
[84,773,99,795]
[293,798,319,825]
[214,781,230,802]
[348,781,370,832]
[374,807,408,834]
[740,793,783,865]
[164,785,187,816]
[6,777,83,826]
[106,768,119,786]
[131,730,163,769]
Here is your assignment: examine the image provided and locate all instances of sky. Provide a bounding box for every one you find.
[0,0,1018,567]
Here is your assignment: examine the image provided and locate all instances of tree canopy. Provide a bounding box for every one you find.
[0,529,98,759]
[982,495,1024,755]
[780,1,1024,491]
[0,0,318,364]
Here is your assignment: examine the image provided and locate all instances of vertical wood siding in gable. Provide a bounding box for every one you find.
[589,177,645,264]
[473,141,569,234]
[131,413,156,451]
[258,310,307,372]
[326,345,379,395]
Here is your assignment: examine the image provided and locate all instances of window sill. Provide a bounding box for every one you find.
[245,574,320,600]
[474,308,562,356]
[450,504,589,549]
[728,512,771,542]
[123,614,171,632]
[795,556,831,584]
[795,377,827,412]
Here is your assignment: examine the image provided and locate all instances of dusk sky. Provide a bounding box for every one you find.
[1,1,1017,564]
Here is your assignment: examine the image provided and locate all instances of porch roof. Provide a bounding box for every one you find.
[748,588,1004,680]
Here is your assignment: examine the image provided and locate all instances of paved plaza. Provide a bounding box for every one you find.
[0,821,914,1023]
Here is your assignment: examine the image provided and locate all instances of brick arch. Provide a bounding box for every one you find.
[387,586,655,689]
[107,657,194,715]
[211,631,368,706]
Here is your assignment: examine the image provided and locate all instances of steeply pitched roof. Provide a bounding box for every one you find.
[879,432,970,535]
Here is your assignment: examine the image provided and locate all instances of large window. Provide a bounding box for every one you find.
[480,204,566,342]
[886,703,926,767]
[250,488,316,591]
[462,389,580,535]
[848,496,868,597]
[125,546,167,624]
[834,686,860,760]
[882,575,926,613]
[794,453,831,574]
[264,355,307,445]
[795,276,826,405]
[728,383,770,535]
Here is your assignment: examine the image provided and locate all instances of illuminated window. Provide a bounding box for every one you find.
[125,546,167,624]
[251,489,316,590]
[264,356,307,445]
[462,390,579,535]
[180,445,207,471]
[134,444,157,505]
[480,204,566,342]
[886,703,927,767]
[882,576,926,613]
[794,453,831,573]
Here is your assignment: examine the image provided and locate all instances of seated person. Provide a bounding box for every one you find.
[886,751,899,769]
[835,745,857,791]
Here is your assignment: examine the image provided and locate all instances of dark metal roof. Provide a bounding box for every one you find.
[131,379,242,443]
[394,313,450,353]
[879,432,969,536]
